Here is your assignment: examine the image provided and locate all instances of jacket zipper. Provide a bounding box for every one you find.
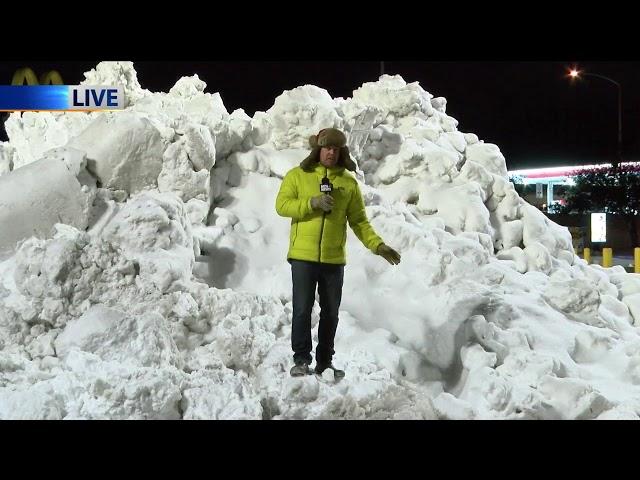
[318,167,328,262]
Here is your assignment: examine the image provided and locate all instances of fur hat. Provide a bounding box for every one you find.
[300,128,357,172]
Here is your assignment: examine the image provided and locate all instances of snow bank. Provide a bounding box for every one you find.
[1,63,640,420]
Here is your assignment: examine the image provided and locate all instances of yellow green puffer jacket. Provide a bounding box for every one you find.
[275,162,384,265]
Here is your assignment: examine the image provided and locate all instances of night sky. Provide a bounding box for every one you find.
[1,60,638,171]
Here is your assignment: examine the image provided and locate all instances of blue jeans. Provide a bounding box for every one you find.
[290,259,344,365]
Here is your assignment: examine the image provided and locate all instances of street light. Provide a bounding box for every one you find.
[568,67,622,168]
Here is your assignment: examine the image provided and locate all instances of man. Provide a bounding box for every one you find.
[275,127,401,378]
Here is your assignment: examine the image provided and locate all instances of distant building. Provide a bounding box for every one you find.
[508,162,640,211]
[509,162,640,254]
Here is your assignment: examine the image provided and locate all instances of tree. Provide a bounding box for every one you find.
[559,164,640,247]
[509,175,525,196]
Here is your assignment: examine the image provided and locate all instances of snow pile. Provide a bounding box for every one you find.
[1,62,640,420]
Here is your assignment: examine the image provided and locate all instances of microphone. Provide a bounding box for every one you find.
[320,177,333,214]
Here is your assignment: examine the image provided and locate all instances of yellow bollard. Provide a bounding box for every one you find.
[603,248,613,268]
[584,248,591,264]
[635,247,640,273]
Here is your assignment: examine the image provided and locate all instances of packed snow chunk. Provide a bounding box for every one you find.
[158,138,210,202]
[203,109,251,161]
[265,147,308,179]
[54,305,182,368]
[493,219,524,251]
[351,75,435,121]
[571,329,617,364]
[492,180,521,217]
[168,74,208,99]
[432,392,475,419]
[431,97,446,113]
[62,350,183,419]
[265,85,343,150]
[537,376,612,420]
[523,242,553,274]
[4,112,95,170]
[230,109,254,150]
[41,146,94,182]
[619,277,640,298]
[376,139,457,184]
[82,61,150,106]
[0,382,67,420]
[439,233,491,267]
[460,366,551,419]
[497,350,566,388]
[487,191,512,228]
[0,142,16,177]
[461,344,497,370]
[184,123,216,172]
[210,207,239,229]
[624,342,640,385]
[596,405,640,420]
[521,203,573,257]
[464,142,508,178]
[27,329,58,359]
[622,293,640,326]
[67,111,165,193]
[542,277,601,326]
[496,247,528,273]
[185,198,210,225]
[211,312,280,374]
[6,220,174,335]
[0,153,93,255]
[180,369,263,419]
[457,161,496,202]
[0,349,184,420]
[599,294,633,326]
[572,263,619,298]
[441,132,467,154]
[464,133,479,145]
[101,191,195,292]
[250,111,273,147]
[420,183,493,236]
[227,147,272,177]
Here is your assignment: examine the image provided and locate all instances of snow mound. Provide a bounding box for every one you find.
[2,63,640,420]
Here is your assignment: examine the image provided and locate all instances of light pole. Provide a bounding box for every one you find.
[569,68,622,168]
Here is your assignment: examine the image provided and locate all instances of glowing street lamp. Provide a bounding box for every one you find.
[568,66,622,168]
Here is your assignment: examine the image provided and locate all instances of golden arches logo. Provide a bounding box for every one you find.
[11,68,64,85]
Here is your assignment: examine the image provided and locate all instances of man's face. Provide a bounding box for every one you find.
[319,146,340,168]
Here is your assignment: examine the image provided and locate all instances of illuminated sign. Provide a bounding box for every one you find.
[591,213,607,243]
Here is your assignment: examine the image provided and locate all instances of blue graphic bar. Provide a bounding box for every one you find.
[0,86,69,111]
[0,85,125,111]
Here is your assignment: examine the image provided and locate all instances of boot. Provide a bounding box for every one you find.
[314,362,345,379]
[290,361,312,377]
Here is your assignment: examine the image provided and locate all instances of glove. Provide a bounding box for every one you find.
[310,194,335,213]
[377,243,401,265]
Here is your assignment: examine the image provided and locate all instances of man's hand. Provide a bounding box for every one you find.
[377,243,401,265]
[310,194,334,213]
